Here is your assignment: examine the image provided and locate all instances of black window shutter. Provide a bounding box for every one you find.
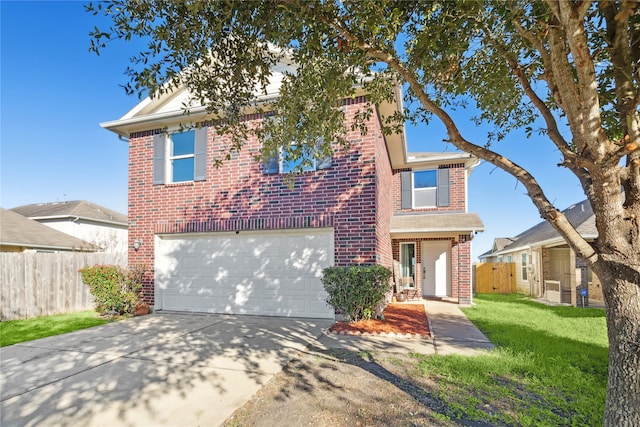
[437,168,450,207]
[194,127,208,181]
[153,133,165,185]
[401,171,412,209]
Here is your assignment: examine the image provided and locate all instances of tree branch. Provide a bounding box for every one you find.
[557,0,611,158]
[477,18,593,196]
[576,0,594,21]
[315,4,598,265]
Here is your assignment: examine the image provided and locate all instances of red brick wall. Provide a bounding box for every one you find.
[127,97,387,304]
[374,116,394,269]
[392,163,467,213]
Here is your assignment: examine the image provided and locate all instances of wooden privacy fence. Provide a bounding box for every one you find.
[0,252,127,321]
[474,262,516,294]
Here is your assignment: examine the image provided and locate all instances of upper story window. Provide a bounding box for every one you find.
[153,128,208,184]
[413,170,437,208]
[263,142,332,175]
[170,131,195,182]
[400,168,450,209]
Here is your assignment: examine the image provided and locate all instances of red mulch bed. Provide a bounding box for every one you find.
[329,303,430,337]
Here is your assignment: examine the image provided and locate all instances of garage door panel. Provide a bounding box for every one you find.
[155,229,334,318]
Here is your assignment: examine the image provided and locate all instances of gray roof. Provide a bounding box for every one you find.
[478,237,516,259]
[11,200,127,226]
[390,212,485,233]
[494,199,596,255]
[1,208,94,251]
[494,237,516,251]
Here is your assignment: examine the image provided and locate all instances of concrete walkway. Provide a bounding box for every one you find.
[316,299,494,356]
[1,301,492,427]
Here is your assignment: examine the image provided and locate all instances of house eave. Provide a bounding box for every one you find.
[0,241,95,252]
[32,215,128,228]
[491,234,598,256]
[390,226,484,235]
[401,153,480,170]
[102,90,287,137]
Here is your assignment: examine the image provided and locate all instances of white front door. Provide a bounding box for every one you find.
[421,240,450,297]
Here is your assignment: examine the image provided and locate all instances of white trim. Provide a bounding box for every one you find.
[28,216,127,227]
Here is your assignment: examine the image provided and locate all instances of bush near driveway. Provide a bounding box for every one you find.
[79,264,146,315]
[322,265,392,322]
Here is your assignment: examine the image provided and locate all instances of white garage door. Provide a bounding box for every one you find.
[154,228,335,318]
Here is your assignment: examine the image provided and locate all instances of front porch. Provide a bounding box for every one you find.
[538,246,604,307]
[389,213,483,305]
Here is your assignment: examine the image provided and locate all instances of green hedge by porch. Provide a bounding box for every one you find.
[322,265,392,322]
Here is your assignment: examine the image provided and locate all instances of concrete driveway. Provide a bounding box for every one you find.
[0,312,333,427]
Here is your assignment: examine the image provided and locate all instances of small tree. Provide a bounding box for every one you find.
[322,265,392,322]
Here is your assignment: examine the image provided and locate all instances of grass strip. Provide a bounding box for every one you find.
[413,294,607,426]
[1,311,113,347]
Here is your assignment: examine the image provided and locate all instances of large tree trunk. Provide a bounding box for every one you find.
[597,264,640,426]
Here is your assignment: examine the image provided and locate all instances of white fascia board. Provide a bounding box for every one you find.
[30,215,127,227]
[405,152,479,167]
[390,226,485,234]
[102,93,282,136]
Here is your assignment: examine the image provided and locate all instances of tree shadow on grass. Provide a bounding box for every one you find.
[252,316,607,427]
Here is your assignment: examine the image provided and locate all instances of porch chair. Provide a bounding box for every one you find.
[401,276,417,299]
[392,260,401,294]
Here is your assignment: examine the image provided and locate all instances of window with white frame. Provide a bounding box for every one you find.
[169,131,195,182]
[413,170,437,208]
[153,128,208,185]
[521,252,528,280]
[401,168,450,209]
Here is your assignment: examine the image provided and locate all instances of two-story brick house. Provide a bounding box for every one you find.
[102,65,484,319]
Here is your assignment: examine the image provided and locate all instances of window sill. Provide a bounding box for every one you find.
[165,181,195,187]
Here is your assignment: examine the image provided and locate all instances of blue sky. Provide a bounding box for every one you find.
[1,1,587,261]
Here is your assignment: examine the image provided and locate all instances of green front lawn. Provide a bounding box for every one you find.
[0,311,113,347]
[414,294,608,426]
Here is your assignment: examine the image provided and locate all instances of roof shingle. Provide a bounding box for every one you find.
[1,208,94,251]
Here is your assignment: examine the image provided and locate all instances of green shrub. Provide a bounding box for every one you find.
[321,265,392,322]
[79,264,145,315]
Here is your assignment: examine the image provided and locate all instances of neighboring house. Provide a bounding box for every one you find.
[101,63,484,319]
[479,199,601,306]
[10,200,128,253]
[0,208,94,252]
[478,237,516,263]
